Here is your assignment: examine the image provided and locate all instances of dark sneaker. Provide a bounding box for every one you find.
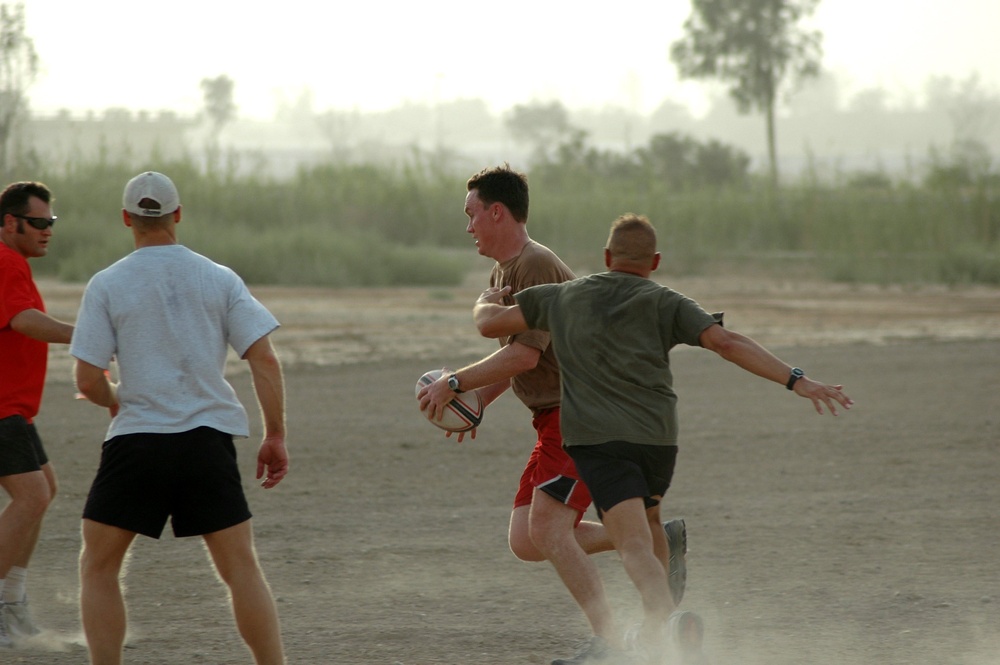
[3,598,41,637]
[0,603,12,648]
[552,635,628,665]
[663,518,687,605]
[668,610,707,664]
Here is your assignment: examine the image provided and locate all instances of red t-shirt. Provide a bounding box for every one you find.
[0,243,47,421]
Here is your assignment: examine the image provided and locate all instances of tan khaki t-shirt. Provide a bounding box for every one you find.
[489,240,575,413]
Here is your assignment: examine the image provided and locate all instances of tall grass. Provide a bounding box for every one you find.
[15,151,1000,287]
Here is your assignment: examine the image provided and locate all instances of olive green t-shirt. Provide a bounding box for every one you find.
[514,271,722,447]
[489,240,575,413]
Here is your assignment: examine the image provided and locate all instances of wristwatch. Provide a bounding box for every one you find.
[786,367,805,390]
[447,373,463,393]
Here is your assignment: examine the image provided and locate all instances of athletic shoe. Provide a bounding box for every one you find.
[663,518,688,605]
[551,635,629,665]
[668,610,707,664]
[0,603,12,648]
[622,623,663,665]
[3,598,41,637]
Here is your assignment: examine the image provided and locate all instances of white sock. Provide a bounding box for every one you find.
[2,567,26,603]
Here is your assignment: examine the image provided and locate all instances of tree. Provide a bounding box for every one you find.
[0,2,39,174]
[504,100,576,163]
[670,0,823,185]
[199,74,236,171]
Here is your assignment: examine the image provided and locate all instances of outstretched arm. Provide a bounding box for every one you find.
[11,308,73,344]
[243,335,289,488]
[699,323,854,415]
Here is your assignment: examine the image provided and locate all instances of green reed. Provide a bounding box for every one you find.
[16,151,999,287]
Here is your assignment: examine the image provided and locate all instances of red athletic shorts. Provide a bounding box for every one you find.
[513,408,592,520]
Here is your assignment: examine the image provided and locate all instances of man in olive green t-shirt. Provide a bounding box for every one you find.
[474,213,854,665]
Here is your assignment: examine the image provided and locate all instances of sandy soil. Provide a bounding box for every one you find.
[7,275,1000,665]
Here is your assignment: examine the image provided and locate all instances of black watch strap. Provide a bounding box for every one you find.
[786,367,805,390]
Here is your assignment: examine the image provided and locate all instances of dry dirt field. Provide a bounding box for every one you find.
[6,274,1000,665]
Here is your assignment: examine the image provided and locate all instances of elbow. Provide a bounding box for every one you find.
[477,321,502,339]
[474,311,503,338]
[74,374,99,397]
[710,337,738,360]
[249,351,281,376]
[513,353,540,374]
[701,327,739,359]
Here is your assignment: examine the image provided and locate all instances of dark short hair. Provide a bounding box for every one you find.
[0,181,52,218]
[467,163,529,223]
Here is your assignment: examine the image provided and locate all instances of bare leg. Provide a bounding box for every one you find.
[79,520,136,665]
[508,504,613,563]
[602,498,676,649]
[517,490,618,644]
[203,520,284,665]
[0,467,55,579]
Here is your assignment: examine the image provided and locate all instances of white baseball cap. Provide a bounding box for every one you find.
[122,171,180,216]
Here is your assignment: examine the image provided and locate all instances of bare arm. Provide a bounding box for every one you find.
[74,359,119,414]
[417,341,541,422]
[473,285,529,339]
[243,335,289,488]
[699,323,853,415]
[11,308,73,344]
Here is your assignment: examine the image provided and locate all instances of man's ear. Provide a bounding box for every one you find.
[122,209,132,227]
[604,248,612,268]
[651,252,661,272]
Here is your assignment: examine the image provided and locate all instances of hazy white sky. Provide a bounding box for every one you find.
[23,0,1000,120]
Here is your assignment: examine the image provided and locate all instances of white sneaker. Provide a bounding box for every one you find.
[3,598,41,637]
[623,623,666,665]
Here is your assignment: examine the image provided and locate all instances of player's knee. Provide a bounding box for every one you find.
[508,534,545,562]
[528,522,576,559]
[79,546,122,579]
[17,489,53,519]
[214,552,265,588]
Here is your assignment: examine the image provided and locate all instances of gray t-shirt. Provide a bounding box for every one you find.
[71,245,279,441]
[515,271,721,447]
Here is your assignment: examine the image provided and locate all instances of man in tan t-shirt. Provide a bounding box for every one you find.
[418,164,686,665]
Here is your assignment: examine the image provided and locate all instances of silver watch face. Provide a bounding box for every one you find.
[448,375,459,390]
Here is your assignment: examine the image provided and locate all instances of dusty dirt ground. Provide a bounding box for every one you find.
[6,274,1000,665]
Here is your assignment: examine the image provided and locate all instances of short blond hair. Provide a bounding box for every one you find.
[606,213,657,264]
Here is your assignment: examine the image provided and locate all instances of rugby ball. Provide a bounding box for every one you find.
[415,369,485,433]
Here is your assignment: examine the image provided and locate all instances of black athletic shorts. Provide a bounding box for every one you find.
[0,415,49,477]
[566,441,678,518]
[83,426,252,539]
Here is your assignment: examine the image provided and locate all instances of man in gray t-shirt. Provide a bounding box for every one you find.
[72,171,289,665]
[474,213,854,665]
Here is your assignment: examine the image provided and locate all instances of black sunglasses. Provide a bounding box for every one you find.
[12,214,58,230]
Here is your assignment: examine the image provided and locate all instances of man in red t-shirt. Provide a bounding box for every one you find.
[0,181,74,647]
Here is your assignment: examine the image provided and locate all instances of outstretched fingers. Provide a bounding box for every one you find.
[811,384,853,415]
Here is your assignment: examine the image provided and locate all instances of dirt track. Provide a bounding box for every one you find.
[8,277,1000,665]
